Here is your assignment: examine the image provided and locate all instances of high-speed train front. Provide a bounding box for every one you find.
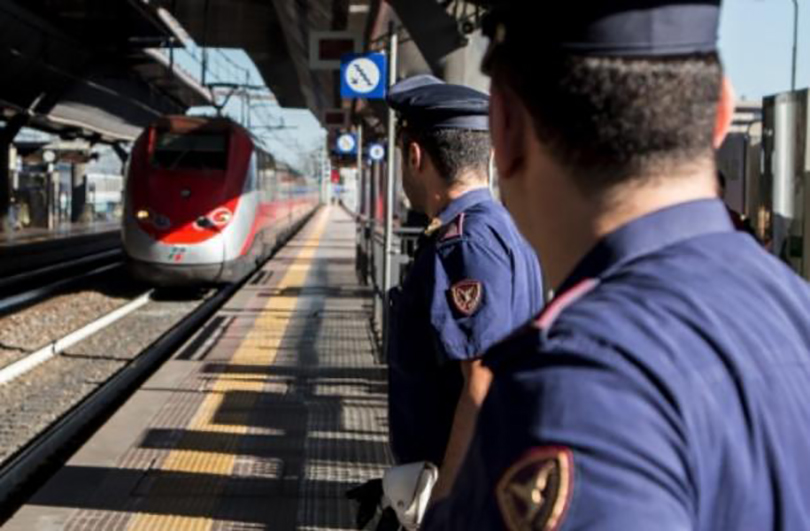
[123,115,317,286]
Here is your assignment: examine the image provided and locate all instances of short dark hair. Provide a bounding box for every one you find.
[488,51,723,192]
[399,127,491,183]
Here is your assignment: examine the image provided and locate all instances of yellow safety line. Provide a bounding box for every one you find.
[127,208,331,531]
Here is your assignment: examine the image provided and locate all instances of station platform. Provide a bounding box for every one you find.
[0,221,119,249]
[0,221,121,278]
[5,206,392,530]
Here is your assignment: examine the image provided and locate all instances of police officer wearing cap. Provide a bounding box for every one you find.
[424,1,810,530]
[384,75,543,502]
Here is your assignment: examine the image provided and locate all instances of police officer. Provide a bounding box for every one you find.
[425,1,810,530]
[385,75,544,502]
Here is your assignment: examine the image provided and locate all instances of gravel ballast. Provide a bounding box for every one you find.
[0,279,214,464]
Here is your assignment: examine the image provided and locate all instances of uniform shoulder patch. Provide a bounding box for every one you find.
[449,279,483,316]
[497,447,574,531]
[440,213,465,241]
[534,279,600,331]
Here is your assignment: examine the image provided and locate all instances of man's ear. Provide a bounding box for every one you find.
[713,76,735,149]
[490,83,528,180]
[408,140,423,171]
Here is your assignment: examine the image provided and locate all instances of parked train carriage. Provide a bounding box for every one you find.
[123,116,319,286]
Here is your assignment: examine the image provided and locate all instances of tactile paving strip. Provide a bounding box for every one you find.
[64,208,392,530]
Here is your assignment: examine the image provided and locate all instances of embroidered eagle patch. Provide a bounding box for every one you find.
[497,447,574,531]
[450,279,483,315]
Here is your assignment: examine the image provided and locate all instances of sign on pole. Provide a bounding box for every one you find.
[340,53,388,100]
[368,143,386,162]
[336,133,358,155]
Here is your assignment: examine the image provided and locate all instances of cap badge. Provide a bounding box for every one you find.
[497,447,573,531]
[450,279,483,316]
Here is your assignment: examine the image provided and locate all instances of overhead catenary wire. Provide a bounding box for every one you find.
[174,46,303,164]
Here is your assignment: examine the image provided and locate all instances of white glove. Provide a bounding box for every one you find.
[381,462,439,530]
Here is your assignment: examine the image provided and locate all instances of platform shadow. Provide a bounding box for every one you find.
[30,465,357,527]
[139,428,390,465]
[32,219,392,529]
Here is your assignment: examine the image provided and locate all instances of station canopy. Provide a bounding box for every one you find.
[0,0,211,142]
[0,0,493,142]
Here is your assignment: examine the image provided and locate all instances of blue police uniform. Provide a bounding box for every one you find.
[424,1,810,529]
[425,200,810,530]
[388,188,543,465]
[385,76,544,466]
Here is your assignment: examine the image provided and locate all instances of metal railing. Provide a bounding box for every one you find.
[355,215,422,356]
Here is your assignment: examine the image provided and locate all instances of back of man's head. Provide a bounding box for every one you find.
[481,1,724,194]
[488,51,722,193]
[401,127,492,185]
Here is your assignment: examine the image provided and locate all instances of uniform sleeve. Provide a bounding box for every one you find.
[429,239,515,362]
[423,346,695,530]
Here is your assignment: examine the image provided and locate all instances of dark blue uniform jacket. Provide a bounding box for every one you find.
[425,199,810,530]
[388,188,544,466]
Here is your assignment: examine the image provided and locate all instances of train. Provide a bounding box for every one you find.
[123,115,320,286]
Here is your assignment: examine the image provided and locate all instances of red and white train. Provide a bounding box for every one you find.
[123,116,319,286]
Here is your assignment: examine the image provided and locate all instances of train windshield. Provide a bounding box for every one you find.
[152,132,229,171]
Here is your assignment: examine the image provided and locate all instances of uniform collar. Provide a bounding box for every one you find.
[437,188,492,226]
[558,199,735,294]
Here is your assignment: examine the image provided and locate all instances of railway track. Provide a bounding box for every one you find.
[0,290,153,386]
[0,209,319,520]
[0,279,241,516]
[0,249,124,316]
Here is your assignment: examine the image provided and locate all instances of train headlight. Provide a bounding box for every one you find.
[136,209,150,220]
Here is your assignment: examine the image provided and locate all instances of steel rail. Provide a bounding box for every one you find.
[0,280,240,513]
[0,250,123,316]
[0,206,320,517]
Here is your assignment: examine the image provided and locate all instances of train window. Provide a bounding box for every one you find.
[152,132,229,171]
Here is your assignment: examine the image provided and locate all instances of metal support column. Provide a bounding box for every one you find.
[369,153,378,289]
[792,0,799,92]
[357,123,364,215]
[382,23,399,351]
[0,114,29,232]
[355,123,368,284]
[71,162,87,223]
[46,164,56,230]
[357,151,368,284]
[0,145,12,232]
